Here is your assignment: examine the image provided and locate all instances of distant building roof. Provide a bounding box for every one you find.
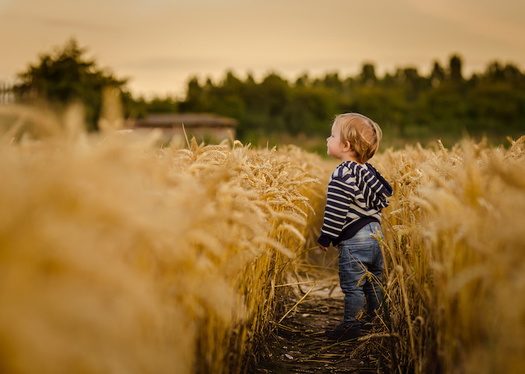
[130,113,237,129]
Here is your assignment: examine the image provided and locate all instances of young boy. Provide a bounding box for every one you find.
[318,113,393,340]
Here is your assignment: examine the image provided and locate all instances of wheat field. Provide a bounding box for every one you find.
[0,102,327,374]
[1,100,524,373]
[374,137,525,373]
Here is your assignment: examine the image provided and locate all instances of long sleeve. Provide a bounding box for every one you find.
[318,175,355,246]
[317,161,392,247]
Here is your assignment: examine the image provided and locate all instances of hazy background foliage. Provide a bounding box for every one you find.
[6,39,525,151]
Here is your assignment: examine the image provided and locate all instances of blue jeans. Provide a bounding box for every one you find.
[338,222,384,325]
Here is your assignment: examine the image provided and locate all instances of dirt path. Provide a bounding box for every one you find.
[251,265,388,373]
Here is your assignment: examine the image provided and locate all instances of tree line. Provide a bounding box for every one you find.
[7,39,525,143]
[171,56,525,142]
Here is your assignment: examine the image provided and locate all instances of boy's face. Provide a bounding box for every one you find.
[326,121,347,160]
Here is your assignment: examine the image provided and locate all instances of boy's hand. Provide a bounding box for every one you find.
[319,244,328,252]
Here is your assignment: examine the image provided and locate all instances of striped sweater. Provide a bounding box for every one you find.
[318,161,393,247]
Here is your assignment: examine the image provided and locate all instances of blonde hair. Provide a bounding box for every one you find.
[335,113,382,163]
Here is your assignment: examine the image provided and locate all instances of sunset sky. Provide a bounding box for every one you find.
[1,0,524,98]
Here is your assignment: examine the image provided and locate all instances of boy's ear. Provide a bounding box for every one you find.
[343,141,352,151]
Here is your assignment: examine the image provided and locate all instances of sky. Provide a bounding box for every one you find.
[1,0,524,98]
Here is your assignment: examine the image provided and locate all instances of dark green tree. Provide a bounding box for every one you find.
[179,76,205,112]
[321,72,344,92]
[258,73,290,126]
[430,61,446,87]
[448,54,463,83]
[146,96,178,113]
[467,61,525,131]
[13,38,127,130]
[360,63,377,86]
[401,67,427,101]
[294,73,311,88]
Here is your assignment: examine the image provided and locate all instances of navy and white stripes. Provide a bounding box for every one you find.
[318,161,393,247]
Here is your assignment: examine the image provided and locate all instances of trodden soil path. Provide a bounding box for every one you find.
[250,262,390,374]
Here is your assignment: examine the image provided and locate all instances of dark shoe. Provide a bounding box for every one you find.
[359,319,374,333]
[324,323,361,341]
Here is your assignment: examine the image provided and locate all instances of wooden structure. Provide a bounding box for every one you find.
[126,113,237,142]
